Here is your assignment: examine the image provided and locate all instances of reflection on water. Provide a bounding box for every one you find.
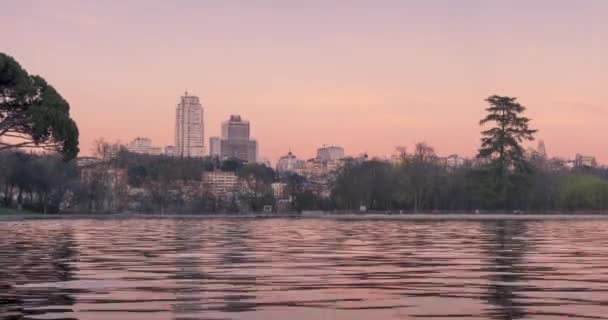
[1,218,608,319]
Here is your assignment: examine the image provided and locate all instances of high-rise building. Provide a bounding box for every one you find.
[209,136,221,157]
[221,115,250,140]
[219,115,258,163]
[316,145,344,163]
[175,92,204,158]
[126,137,162,155]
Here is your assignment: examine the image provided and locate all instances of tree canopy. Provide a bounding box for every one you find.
[477,95,537,207]
[0,53,79,159]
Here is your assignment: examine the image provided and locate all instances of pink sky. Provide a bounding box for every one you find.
[3,0,607,163]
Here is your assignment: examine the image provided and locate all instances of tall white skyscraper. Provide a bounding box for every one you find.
[175,92,204,158]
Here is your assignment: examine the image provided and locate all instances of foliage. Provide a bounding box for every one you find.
[0,53,79,159]
[0,151,78,213]
[238,163,276,211]
[332,159,396,210]
[476,95,538,208]
[558,175,608,211]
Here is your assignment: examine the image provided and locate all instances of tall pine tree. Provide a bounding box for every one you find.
[477,95,537,208]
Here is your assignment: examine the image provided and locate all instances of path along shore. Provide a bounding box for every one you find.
[1,212,608,221]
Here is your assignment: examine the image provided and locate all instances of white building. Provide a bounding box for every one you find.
[202,170,239,196]
[175,92,204,158]
[444,155,465,168]
[271,182,288,200]
[276,151,305,174]
[317,145,344,163]
[126,137,162,155]
[574,154,597,168]
[164,146,175,157]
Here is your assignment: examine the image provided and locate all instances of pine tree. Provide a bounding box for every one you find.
[477,95,537,208]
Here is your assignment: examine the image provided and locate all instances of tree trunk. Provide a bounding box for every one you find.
[17,187,23,211]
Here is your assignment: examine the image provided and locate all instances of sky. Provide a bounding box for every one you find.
[2,0,607,163]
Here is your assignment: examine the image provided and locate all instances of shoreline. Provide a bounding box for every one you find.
[1,212,608,221]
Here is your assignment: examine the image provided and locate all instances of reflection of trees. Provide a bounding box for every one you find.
[0,225,77,319]
[481,221,530,320]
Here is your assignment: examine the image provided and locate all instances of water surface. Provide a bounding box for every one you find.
[1,218,607,320]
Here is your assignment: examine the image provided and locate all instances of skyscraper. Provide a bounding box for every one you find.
[219,115,258,163]
[174,92,204,158]
[221,115,250,140]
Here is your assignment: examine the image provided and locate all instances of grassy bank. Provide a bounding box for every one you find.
[0,207,20,215]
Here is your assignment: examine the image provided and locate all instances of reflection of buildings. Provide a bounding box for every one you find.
[218,223,257,313]
[175,92,205,158]
[172,220,206,317]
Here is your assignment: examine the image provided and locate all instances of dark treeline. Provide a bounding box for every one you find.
[1,141,607,214]
[333,144,608,212]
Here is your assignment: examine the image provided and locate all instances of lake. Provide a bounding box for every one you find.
[1,217,607,320]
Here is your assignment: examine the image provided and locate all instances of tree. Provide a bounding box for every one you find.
[0,53,79,159]
[477,95,537,208]
[407,143,441,212]
[558,175,608,211]
[283,172,308,212]
[332,159,396,211]
[238,163,275,211]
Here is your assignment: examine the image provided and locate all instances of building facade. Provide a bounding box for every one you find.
[574,154,597,168]
[221,115,250,140]
[202,170,239,197]
[316,145,345,163]
[443,154,465,168]
[126,137,162,155]
[219,115,258,163]
[175,93,204,157]
[276,151,305,174]
[164,146,175,157]
[209,136,221,157]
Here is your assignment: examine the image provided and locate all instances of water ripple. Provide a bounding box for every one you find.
[1,218,608,319]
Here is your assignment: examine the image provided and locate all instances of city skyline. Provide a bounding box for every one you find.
[2,1,607,163]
